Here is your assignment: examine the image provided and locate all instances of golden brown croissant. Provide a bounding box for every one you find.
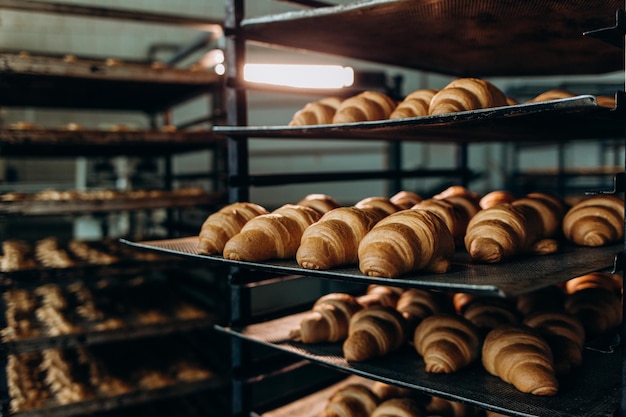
[562,195,624,247]
[479,190,516,209]
[482,324,558,396]
[389,190,423,210]
[223,204,321,261]
[526,89,576,103]
[564,287,622,340]
[429,78,508,116]
[359,208,455,277]
[414,197,477,247]
[523,311,585,375]
[1,240,36,272]
[464,203,543,263]
[597,95,616,108]
[356,285,401,309]
[460,296,520,336]
[198,202,268,255]
[289,97,342,126]
[564,271,622,297]
[318,383,380,417]
[425,396,482,417]
[332,91,397,124]
[389,89,438,119]
[289,293,363,343]
[397,288,452,332]
[297,206,386,270]
[370,381,415,401]
[432,185,479,201]
[371,398,426,417]
[512,192,565,238]
[296,193,342,215]
[413,314,481,374]
[343,305,407,361]
[355,196,400,216]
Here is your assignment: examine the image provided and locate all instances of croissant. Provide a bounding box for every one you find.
[413,314,481,374]
[389,190,423,210]
[297,206,386,270]
[564,287,622,340]
[332,91,397,124]
[464,203,543,263]
[343,305,407,362]
[526,89,576,103]
[523,311,585,374]
[389,89,438,119]
[223,204,321,261]
[562,195,624,247]
[371,398,426,417]
[479,190,516,209]
[356,285,401,309]
[296,193,342,215]
[355,196,400,216]
[565,272,622,297]
[426,396,482,417]
[358,208,455,277]
[429,78,508,116]
[289,97,342,126]
[460,296,520,335]
[318,383,380,417]
[414,197,477,247]
[512,192,565,238]
[397,288,452,333]
[481,324,558,395]
[597,95,616,108]
[432,185,478,201]
[370,381,415,401]
[198,202,268,255]
[289,293,362,343]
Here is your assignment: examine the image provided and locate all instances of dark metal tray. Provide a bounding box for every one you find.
[214,96,622,143]
[219,312,621,417]
[241,0,622,77]
[121,236,621,298]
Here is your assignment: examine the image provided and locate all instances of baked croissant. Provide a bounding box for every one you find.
[289,293,362,343]
[429,78,508,116]
[479,190,516,209]
[371,398,426,417]
[464,203,543,263]
[297,206,386,270]
[318,383,380,417]
[413,314,481,374]
[356,285,401,309]
[432,185,479,201]
[355,196,400,216]
[332,91,397,124]
[597,95,616,108]
[396,288,452,332]
[564,287,622,340]
[390,190,423,210]
[414,197,477,247]
[565,272,622,297]
[358,208,455,277]
[562,195,624,247]
[523,311,585,374]
[296,193,342,215]
[389,89,438,119]
[426,396,482,417]
[289,97,342,126]
[481,324,558,396]
[198,202,268,255]
[370,381,415,401]
[343,305,407,362]
[526,89,576,103]
[512,192,565,238]
[460,296,520,335]
[223,204,321,261]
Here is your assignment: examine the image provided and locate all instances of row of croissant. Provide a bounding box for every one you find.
[7,339,213,413]
[288,77,615,126]
[291,271,622,399]
[196,186,623,278]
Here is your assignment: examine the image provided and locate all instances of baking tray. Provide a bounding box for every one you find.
[214,96,622,143]
[240,0,622,77]
[120,236,621,298]
[219,312,621,417]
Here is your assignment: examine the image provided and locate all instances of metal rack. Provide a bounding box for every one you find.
[214,1,626,416]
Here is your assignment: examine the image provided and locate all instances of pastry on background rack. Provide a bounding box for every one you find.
[389,89,438,119]
[389,190,423,210]
[428,78,508,116]
[296,193,342,215]
[562,195,624,247]
[332,91,397,123]
[289,97,343,126]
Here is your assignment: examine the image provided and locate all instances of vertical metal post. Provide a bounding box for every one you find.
[456,142,469,187]
[387,142,402,194]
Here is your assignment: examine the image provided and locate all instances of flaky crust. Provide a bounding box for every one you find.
[562,195,624,247]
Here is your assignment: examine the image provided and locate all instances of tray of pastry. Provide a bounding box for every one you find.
[240,0,621,77]
[214,95,622,143]
[0,126,224,157]
[0,52,222,113]
[0,277,216,353]
[121,236,620,298]
[5,337,223,417]
[0,188,225,216]
[217,311,621,417]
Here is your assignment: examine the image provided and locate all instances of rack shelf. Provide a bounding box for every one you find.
[0,127,225,157]
[217,312,621,417]
[240,0,622,77]
[121,237,621,298]
[0,53,222,113]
